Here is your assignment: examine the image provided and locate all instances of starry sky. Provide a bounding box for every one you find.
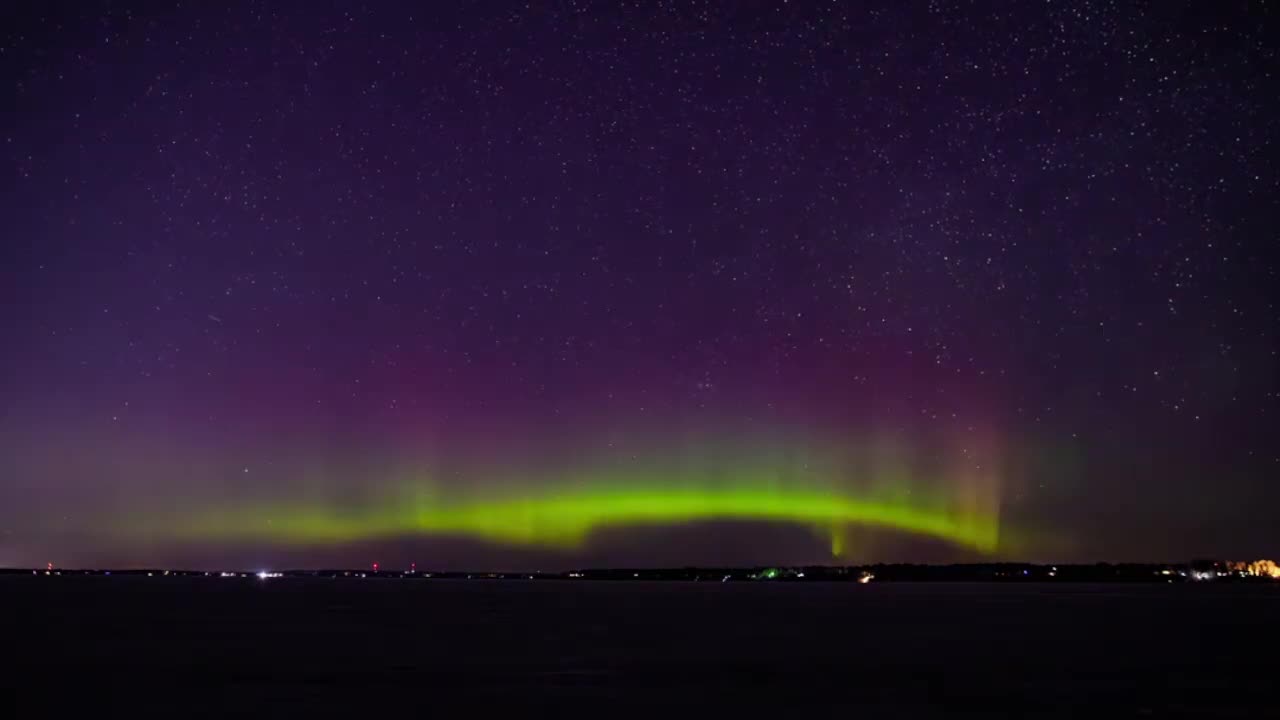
[2,1,1277,570]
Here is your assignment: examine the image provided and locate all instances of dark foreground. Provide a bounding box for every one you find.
[5,577,1276,717]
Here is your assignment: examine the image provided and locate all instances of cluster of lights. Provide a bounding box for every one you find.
[1225,559,1280,579]
[24,562,1272,583]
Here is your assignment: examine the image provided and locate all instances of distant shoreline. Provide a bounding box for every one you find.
[5,561,1277,583]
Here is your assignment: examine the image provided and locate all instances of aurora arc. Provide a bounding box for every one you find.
[159,478,1004,555]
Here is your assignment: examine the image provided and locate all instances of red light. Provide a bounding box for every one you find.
[372,563,378,572]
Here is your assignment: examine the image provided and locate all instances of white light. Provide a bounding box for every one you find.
[257,571,269,580]
[797,572,805,578]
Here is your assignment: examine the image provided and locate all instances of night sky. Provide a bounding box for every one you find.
[3,1,1277,570]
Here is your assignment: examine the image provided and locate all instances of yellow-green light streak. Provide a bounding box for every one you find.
[107,439,1010,556]
[164,481,1001,554]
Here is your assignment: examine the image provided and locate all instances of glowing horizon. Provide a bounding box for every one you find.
[170,484,1002,553]
[118,453,1007,555]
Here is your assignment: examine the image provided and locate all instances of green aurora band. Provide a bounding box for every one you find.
[147,461,1006,555]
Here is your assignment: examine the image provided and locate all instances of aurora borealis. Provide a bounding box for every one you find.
[129,446,1006,556]
[16,428,1013,566]
[3,2,1278,568]
[170,484,1001,554]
